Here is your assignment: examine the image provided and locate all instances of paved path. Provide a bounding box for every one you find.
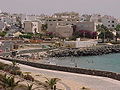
[0,59,120,90]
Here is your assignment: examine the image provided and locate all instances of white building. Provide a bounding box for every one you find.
[101,15,119,29]
[0,10,2,13]
[0,21,5,30]
[90,14,102,23]
[64,38,97,48]
[80,14,91,22]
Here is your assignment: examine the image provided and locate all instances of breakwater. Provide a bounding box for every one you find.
[49,44,120,57]
[0,57,120,81]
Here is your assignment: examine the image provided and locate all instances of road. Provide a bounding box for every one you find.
[0,59,120,90]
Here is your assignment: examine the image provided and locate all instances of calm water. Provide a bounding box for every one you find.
[46,53,120,73]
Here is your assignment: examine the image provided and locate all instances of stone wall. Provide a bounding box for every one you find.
[0,57,120,81]
[0,48,51,56]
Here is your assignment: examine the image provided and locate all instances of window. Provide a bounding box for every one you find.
[112,25,114,27]
[58,19,62,21]
[108,21,110,23]
[108,25,110,27]
[112,21,114,23]
[53,20,56,21]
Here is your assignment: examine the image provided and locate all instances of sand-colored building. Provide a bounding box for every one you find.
[46,12,80,33]
[55,25,73,38]
[76,21,97,32]
[24,21,42,33]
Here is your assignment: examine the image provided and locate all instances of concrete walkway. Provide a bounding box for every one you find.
[0,59,120,90]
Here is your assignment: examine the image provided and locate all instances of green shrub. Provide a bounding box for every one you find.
[0,74,20,89]
[0,62,8,70]
[10,70,23,76]
[0,62,5,70]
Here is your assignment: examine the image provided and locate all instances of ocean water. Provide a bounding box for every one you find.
[47,53,120,73]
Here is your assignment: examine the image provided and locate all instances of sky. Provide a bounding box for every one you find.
[0,0,120,18]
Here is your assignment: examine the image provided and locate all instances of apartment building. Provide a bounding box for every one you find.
[101,15,119,29]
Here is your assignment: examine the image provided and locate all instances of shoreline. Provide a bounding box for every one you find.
[0,58,120,90]
[0,56,120,81]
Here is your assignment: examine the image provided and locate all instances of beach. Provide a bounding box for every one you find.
[0,59,120,90]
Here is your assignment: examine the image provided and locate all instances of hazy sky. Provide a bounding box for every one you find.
[0,0,120,18]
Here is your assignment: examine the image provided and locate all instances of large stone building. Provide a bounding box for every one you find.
[45,12,80,38]
[55,25,73,38]
[46,12,80,32]
[76,21,97,32]
[24,21,42,33]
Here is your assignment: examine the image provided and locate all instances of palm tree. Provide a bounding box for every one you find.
[45,77,61,90]
[97,24,108,43]
[115,24,120,42]
[11,61,18,69]
[0,74,20,90]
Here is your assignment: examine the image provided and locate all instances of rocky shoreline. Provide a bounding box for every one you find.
[49,44,120,57]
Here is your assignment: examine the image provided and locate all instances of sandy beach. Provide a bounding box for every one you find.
[0,59,120,90]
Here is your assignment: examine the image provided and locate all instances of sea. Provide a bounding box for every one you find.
[45,53,120,73]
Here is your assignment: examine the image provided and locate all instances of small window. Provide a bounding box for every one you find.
[112,25,114,27]
[53,20,56,21]
[58,19,62,21]
[108,21,110,23]
[112,21,114,23]
[49,20,52,21]
[108,25,110,27]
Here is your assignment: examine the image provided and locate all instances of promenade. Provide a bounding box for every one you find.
[0,59,120,90]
